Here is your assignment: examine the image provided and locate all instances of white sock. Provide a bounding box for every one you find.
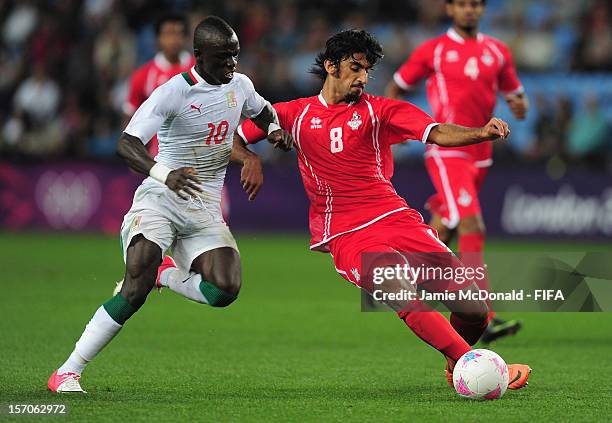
[160,267,208,304]
[58,306,122,375]
[57,350,88,375]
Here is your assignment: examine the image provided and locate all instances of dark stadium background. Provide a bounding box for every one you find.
[1,1,611,421]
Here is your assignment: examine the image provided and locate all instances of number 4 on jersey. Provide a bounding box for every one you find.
[464,57,479,80]
[204,120,229,145]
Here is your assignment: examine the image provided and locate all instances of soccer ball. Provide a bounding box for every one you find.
[453,349,509,400]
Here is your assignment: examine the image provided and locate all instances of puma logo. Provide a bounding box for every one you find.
[190,104,202,113]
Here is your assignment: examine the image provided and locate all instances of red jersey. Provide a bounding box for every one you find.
[393,28,523,166]
[123,51,195,117]
[238,93,438,251]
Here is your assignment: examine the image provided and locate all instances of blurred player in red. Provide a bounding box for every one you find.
[385,0,528,343]
[237,29,530,390]
[123,13,194,156]
[124,13,230,219]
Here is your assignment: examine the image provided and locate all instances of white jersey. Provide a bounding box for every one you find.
[124,66,267,210]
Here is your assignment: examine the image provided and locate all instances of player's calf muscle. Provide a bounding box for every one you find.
[193,248,241,306]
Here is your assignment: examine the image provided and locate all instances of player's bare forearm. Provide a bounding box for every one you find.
[116,132,156,175]
[231,134,264,201]
[230,134,257,165]
[505,93,529,120]
[384,80,408,100]
[117,132,202,200]
[428,118,510,147]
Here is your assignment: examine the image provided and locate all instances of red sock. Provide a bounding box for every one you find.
[450,312,492,346]
[398,303,471,362]
[459,232,495,318]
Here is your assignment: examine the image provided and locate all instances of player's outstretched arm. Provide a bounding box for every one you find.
[250,103,293,151]
[505,93,529,120]
[384,80,408,100]
[117,132,202,200]
[231,134,263,201]
[427,118,510,147]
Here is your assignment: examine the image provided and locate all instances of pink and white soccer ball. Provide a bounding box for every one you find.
[453,349,509,400]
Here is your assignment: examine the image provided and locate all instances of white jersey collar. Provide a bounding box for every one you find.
[318,93,328,108]
[154,50,192,71]
[447,27,483,44]
[318,92,356,108]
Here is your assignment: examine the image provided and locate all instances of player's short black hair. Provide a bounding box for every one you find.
[446,0,486,4]
[193,16,235,48]
[310,29,384,80]
[154,13,188,36]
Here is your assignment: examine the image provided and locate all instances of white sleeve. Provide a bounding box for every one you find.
[124,80,183,144]
[239,74,267,119]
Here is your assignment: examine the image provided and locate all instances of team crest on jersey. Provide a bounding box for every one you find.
[446,50,459,62]
[310,117,322,129]
[458,188,472,207]
[347,111,362,130]
[481,51,494,66]
[226,91,237,108]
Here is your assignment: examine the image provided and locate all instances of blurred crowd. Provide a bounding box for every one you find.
[0,0,611,171]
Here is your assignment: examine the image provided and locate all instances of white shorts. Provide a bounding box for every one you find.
[120,179,238,271]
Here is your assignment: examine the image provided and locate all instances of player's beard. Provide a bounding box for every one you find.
[344,86,364,103]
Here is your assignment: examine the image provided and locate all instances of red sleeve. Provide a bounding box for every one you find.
[123,67,147,116]
[497,42,523,95]
[378,97,438,145]
[393,40,434,90]
[237,101,293,144]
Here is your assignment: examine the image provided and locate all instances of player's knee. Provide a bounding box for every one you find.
[455,302,489,323]
[458,215,486,235]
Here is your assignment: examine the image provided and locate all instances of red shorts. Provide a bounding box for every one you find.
[328,210,467,292]
[424,155,489,229]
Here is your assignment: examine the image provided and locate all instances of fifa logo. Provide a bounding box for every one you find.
[226,91,237,108]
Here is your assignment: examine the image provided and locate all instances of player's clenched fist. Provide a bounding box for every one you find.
[166,167,203,200]
[267,129,293,151]
[481,117,510,140]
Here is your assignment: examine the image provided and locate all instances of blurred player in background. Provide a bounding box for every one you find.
[237,29,530,390]
[385,0,529,343]
[123,13,194,157]
[48,16,291,393]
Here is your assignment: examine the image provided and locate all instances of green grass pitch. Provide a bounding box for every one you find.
[1,233,611,422]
